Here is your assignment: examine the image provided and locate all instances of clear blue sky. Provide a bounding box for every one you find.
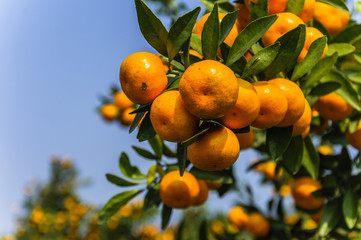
[0,0,360,235]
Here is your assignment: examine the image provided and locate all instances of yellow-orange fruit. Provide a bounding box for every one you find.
[298,0,316,23]
[235,3,250,32]
[179,60,239,119]
[269,78,305,127]
[150,90,199,143]
[100,104,119,121]
[314,2,350,35]
[219,79,260,129]
[228,206,249,230]
[293,99,311,137]
[262,12,304,47]
[251,81,288,129]
[298,27,328,62]
[119,52,168,105]
[121,107,136,126]
[314,92,353,121]
[192,180,209,206]
[113,91,134,110]
[246,212,270,238]
[310,109,329,134]
[346,122,361,150]
[205,181,222,189]
[292,177,323,210]
[188,126,240,171]
[255,161,282,180]
[159,171,200,209]
[236,128,255,150]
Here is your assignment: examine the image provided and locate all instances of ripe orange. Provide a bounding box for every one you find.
[193,12,238,47]
[310,109,329,134]
[159,171,200,209]
[269,78,305,127]
[205,181,222,189]
[119,52,168,105]
[298,27,328,62]
[346,122,361,150]
[228,206,249,230]
[245,0,288,15]
[309,206,324,224]
[179,60,239,119]
[235,3,250,32]
[187,125,240,171]
[246,212,270,238]
[255,161,282,180]
[218,79,260,129]
[113,91,134,110]
[262,12,304,47]
[150,90,199,143]
[251,81,288,129]
[192,180,209,206]
[292,177,323,210]
[314,2,350,35]
[293,99,311,137]
[314,92,353,121]
[120,107,136,126]
[189,49,203,59]
[298,0,316,23]
[236,127,255,150]
[318,145,333,155]
[100,104,118,121]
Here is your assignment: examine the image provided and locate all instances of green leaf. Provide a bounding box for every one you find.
[167,7,201,62]
[129,111,146,134]
[146,165,157,186]
[319,200,341,236]
[190,167,233,184]
[354,52,361,64]
[220,10,239,45]
[226,15,278,67]
[132,146,158,160]
[287,0,305,15]
[137,111,157,142]
[119,152,146,180]
[98,189,142,225]
[309,82,341,96]
[264,25,306,78]
[181,122,213,147]
[148,135,163,159]
[202,4,220,60]
[177,143,187,177]
[129,104,151,114]
[332,24,361,44]
[291,36,328,81]
[281,136,304,174]
[198,0,234,13]
[302,135,319,179]
[190,33,202,56]
[343,189,358,228]
[161,204,172,230]
[301,53,338,89]
[266,126,293,160]
[327,43,355,57]
[348,72,361,83]
[356,1,361,13]
[199,219,208,240]
[135,0,169,56]
[249,0,268,21]
[317,0,349,12]
[320,71,361,111]
[241,42,280,79]
[143,188,162,211]
[106,174,141,187]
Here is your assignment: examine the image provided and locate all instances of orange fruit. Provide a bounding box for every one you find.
[218,79,260,129]
[251,81,288,129]
[121,107,136,126]
[255,161,282,180]
[150,90,199,143]
[298,0,316,23]
[298,27,328,62]
[283,213,300,225]
[205,181,222,189]
[346,121,361,150]
[236,127,255,150]
[189,49,203,59]
[269,78,305,127]
[293,99,311,137]
[193,12,238,47]
[246,212,270,238]
[314,2,350,35]
[159,171,200,209]
[119,52,168,105]
[292,177,323,210]
[235,3,250,32]
[179,60,239,119]
[309,206,324,224]
[310,109,329,134]
[262,12,304,47]
[314,92,353,121]
[100,104,118,121]
[192,180,209,206]
[113,91,134,110]
[228,206,249,230]
[318,145,333,155]
[187,125,240,171]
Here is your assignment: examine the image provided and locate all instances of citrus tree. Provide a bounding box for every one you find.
[98,0,361,238]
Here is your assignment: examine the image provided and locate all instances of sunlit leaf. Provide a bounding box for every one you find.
[202,4,220,60]
[327,43,355,57]
[106,174,141,187]
[119,152,146,180]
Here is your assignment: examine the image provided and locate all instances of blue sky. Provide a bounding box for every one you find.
[0,0,360,235]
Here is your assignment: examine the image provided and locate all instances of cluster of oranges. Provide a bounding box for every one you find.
[99,90,136,127]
